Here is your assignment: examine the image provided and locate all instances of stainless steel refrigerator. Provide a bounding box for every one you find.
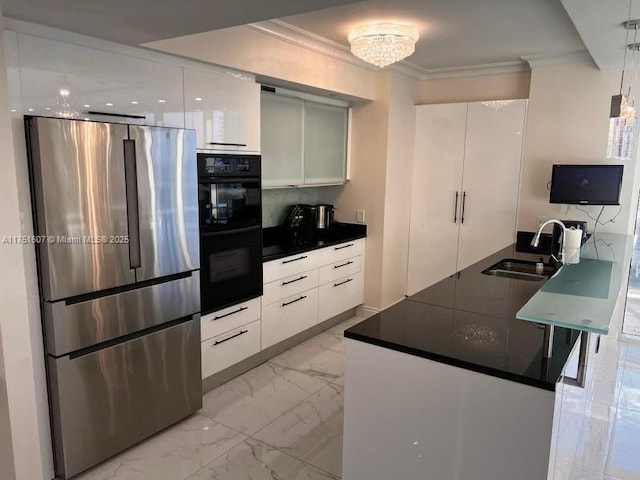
[26,117,202,479]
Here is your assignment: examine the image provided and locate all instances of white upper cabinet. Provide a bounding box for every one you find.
[261,91,348,188]
[15,33,185,127]
[261,92,305,187]
[304,101,348,185]
[183,67,260,153]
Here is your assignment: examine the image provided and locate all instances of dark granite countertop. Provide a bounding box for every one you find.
[262,222,367,262]
[344,245,582,391]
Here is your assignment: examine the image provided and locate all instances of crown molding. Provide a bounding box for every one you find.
[247,20,532,80]
[521,50,594,68]
[419,60,530,79]
[251,20,598,80]
[246,20,374,69]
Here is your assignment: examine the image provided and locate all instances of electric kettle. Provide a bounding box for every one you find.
[315,204,335,230]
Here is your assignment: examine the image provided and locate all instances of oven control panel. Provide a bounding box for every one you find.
[198,154,260,178]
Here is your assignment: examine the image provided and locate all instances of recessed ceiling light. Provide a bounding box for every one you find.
[195,97,202,101]
[106,102,113,106]
[10,109,16,113]
[131,101,139,105]
[84,104,90,108]
[28,108,34,112]
[158,99,166,103]
[45,107,51,111]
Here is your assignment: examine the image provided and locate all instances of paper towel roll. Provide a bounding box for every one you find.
[564,227,582,264]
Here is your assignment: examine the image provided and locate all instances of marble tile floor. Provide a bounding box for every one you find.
[76,313,640,480]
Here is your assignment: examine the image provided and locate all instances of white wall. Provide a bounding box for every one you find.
[145,25,376,101]
[0,21,54,480]
[380,71,419,307]
[418,71,531,104]
[0,311,15,479]
[518,62,639,236]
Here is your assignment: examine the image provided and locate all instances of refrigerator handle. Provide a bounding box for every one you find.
[123,140,141,269]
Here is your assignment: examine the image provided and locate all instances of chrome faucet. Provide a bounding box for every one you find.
[531,219,567,264]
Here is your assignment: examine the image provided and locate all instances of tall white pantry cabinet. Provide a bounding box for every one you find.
[407,100,527,295]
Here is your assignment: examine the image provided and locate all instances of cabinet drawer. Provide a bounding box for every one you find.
[318,255,362,285]
[201,319,261,379]
[201,297,261,342]
[262,288,318,349]
[317,239,363,266]
[263,269,319,306]
[263,250,320,283]
[318,272,364,323]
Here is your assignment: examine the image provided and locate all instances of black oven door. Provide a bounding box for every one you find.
[200,225,263,314]
[199,178,261,231]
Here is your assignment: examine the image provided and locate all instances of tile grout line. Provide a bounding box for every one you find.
[244,383,345,479]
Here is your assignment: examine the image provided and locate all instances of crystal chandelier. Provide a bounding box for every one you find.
[348,23,419,68]
[480,100,516,110]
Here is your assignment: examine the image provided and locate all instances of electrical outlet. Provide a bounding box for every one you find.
[356,209,365,223]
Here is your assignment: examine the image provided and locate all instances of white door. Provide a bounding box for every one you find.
[456,100,526,270]
[406,103,467,295]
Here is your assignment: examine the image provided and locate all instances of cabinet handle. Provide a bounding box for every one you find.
[282,275,307,286]
[213,306,248,320]
[207,142,247,147]
[334,244,354,250]
[213,329,248,346]
[282,255,307,264]
[334,278,353,287]
[334,261,354,269]
[282,295,307,307]
[454,191,459,223]
[461,192,467,224]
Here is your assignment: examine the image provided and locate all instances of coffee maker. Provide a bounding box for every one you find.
[284,204,316,244]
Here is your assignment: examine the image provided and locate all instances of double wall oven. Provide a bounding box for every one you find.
[198,153,263,314]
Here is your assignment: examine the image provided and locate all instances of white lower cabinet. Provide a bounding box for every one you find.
[262,269,319,306]
[262,288,319,349]
[201,319,261,379]
[200,297,261,342]
[201,239,366,381]
[319,271,364,322]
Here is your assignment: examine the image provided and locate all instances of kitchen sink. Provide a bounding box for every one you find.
[481,259,556,281]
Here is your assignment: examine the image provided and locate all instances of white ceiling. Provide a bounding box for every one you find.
[561,0,640,70]
[4,0,621,74]
[1,0,365,44]
[278,0,587,71]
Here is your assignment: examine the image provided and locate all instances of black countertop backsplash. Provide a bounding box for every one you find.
[262,222,367,262]
[345,244,582,391]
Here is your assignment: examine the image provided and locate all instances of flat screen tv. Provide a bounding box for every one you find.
[549,164,623,205]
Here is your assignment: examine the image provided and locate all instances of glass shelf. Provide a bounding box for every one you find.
[516,233,634,334]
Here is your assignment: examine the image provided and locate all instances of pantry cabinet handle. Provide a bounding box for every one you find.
[454,191,459,223]
[461,192,467,224]
[282,275,307,286]
[334,244,354,250]
[282,255,307,264]
[282,295,307,307]
[207,142,247,147]
[334,261,354,269]
[334,278,353,287]
[213,306,248,320]
[213,329,248,346]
